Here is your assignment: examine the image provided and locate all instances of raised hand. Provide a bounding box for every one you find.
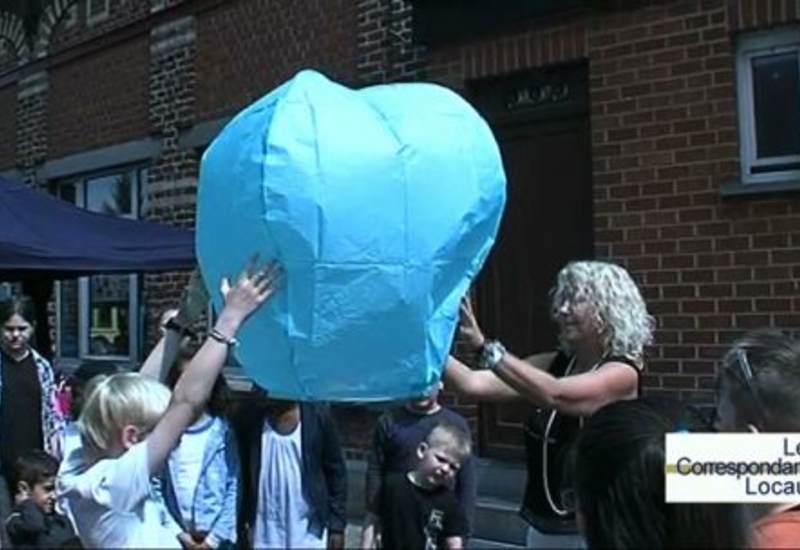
[459,295,486,350]
[219,259,282,323]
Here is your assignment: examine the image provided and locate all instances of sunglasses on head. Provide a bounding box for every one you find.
[721,347,768,429]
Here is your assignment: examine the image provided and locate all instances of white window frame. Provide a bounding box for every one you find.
[53,167,144,365]
[86,0,110,26]
[737,28,800,185]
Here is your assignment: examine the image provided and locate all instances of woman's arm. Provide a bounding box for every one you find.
[491,352,639,416]
[443,352,557,402]
[146,263,280,475]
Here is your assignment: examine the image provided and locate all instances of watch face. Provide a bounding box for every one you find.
[487,341,504,367]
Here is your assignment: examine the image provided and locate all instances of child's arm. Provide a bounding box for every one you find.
[6,500,46,540]
[138,329,180,382]
[444,535,463,549]
[359,512,380,549]
[146,263,280,475]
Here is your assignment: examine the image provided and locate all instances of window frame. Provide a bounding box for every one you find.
[85,0,110,26]
[737,27,800,186]
[53,165,145,365]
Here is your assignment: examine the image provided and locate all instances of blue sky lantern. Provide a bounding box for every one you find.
[196,69,506,401]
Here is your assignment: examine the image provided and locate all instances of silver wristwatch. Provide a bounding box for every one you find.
[479,340,507,370]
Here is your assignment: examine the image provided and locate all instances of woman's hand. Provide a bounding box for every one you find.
[459,296,486,350]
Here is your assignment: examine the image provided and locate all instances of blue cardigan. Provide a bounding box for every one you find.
[161,416,239,546]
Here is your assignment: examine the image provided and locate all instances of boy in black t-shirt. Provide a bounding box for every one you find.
[361,422,470,550]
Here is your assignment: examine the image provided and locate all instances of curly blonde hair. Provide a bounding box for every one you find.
[550,261,654,361]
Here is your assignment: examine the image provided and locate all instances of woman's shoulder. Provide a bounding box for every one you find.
[600,355,641,371]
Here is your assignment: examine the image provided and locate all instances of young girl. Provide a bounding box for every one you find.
[161,345,239,549]
[56,265,279,549]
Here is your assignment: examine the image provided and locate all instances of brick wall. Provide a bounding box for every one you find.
[47,0,150,56]
[421,0,800,404]
[195,0,358,122]
[0,85,15,169]
[48,36,149,158]
[144,12,198,345]
[357,0,426,84]
[16,72,49,184]
[9,0,800,457]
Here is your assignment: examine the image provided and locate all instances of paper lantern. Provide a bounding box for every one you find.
[196,70,505,401]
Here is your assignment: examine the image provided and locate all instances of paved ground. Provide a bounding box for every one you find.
[345,522,362,548]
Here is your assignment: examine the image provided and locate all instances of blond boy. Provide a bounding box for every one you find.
[56,265,278,548]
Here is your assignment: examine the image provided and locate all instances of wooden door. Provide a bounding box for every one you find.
[468,62,594,460]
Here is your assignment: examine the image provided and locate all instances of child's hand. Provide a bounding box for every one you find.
[219,259,281,322]
[177,532,210,550]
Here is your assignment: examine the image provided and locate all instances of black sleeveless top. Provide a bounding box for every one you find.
[519,351,641,534]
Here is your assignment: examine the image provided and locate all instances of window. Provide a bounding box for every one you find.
[86,0,110,25]
[63,4,78,29]
[52,168,146,363]
[737,28,800,185]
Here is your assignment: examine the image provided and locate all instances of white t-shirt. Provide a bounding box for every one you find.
[57,422,82,528]
[57,441,181,549]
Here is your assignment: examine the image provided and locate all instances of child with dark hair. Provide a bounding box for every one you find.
[573,398,750,549]
[160,343,239,549]
[60,360,123,456]
[6,449,81,548]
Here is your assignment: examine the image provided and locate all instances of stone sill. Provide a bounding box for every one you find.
[721,178,800,197]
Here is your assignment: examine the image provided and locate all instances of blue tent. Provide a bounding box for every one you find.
[0,174,195,279]
[0,174,195,357]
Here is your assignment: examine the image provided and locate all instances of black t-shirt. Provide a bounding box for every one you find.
[0,351,44,477]
[520,351,641,534]
[378,472,466,550]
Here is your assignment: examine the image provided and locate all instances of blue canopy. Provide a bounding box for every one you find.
[0,174,195,280]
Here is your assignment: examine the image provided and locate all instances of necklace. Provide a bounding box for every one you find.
[541,355,603,517]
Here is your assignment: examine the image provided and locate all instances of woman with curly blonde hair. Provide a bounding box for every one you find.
[445,260,654,549]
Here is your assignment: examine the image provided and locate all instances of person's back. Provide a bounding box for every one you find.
[6,450,81,549]
[573,398,750,549]
[362,422,471,550]
[752,506,800,548]
[714,330,800,548]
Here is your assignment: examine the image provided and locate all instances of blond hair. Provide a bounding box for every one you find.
[551,261,654,362]
[425,422,472,464]
[78,372,171,454]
